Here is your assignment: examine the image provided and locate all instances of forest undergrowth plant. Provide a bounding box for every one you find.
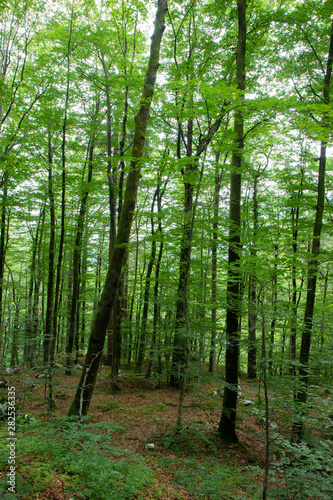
[269,434,333,500]
[156,455,262,500]
[1,417,154,499]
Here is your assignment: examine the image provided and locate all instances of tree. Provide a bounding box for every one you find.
[291,21,333,444]
[218,0,246,444]
[67,0,168,417]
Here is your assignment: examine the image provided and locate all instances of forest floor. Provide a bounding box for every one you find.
[0,359,332,500]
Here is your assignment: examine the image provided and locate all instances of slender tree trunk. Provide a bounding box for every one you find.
[31,205,45,365]
[67,0,167,417]
[291,24,333,444]
[44,134,58,411]
[218,0,246,444]
[10,301,20,368]
[260,296,270,500]
[146,178,165,378]
[269,244,278,375]
[7,266,20,368]
[317,264,329,376]
[127,215,140,366]
[66,133,96,374]
[209,154,222,374]
[290,166,303,377]
[197,237,207,362]
[53,5,74,365]
[136,190,158,373]
[170,117,194,388]
[80,237,88,350]
[44,135,55,367]
[0,171,8,364]
[25,204,45,366]
[100,52,120,376]
[107,31,136,376]
[248,176,258,379]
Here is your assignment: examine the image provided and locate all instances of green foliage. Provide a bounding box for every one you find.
[2,417,154,499]
[270,435,333,499]
[156,455,262,500]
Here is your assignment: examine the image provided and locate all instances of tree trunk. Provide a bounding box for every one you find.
[52,5,74,366]
[146,178,165,379]
[248,176,258,379]
[43,134,55,367]
[0,171,8,365]
[25,204,45,367]
[290,165,304,377]
[269,244,278,375]
[67,0,167,417]
[291,24,333,444]
[136,189,158,373]
[218,0,246,444]
[209,154,222,374]
[66,133,95,374]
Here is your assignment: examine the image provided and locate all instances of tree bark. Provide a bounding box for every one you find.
[67,0,168,417]
[218,0,246,444]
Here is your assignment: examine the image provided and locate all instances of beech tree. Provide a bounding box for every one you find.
[68,0,168,417]
[291,21,333,444]
[218,0,246,444]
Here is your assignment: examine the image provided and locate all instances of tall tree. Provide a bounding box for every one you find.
[218,0,246,444]
[66,108,98,374]
[67,0,168,417]
[291,22,333,444]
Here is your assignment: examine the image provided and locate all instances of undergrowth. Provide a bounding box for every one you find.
[0,416,154,499]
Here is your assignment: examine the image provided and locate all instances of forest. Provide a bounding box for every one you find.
[0,0,333,498]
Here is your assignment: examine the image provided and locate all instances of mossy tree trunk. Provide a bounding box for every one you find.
[68,0,168,417]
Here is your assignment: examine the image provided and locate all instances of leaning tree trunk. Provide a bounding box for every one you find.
[67,0,168,417]
[291,24,333,444]
[218,0,246,444]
